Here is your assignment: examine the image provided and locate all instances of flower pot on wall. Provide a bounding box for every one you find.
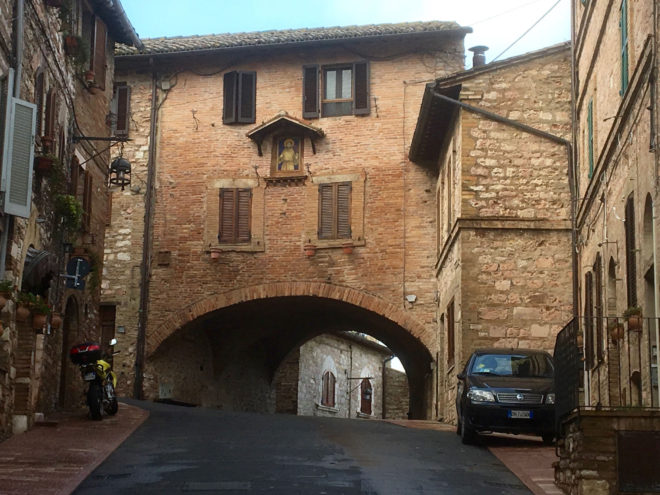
[32,313,47,331]
[304,244,316,257]
[50,312,62,330]
[342,242,354,254]
[627,315,642,331]
[210,250,221,260]
[34,155,54,172]
[16,304,30,322]
[609,323,625,343]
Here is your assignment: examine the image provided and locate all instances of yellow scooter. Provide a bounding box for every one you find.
[69,339,119,420]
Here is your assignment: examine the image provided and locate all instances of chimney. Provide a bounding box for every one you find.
[469,45,489,68]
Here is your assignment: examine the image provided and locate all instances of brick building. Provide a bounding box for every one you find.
[553,1,660,493]
[409,44,573,423]
[102,21,470,419]
[273,331,408,419]
[0,0,140,439]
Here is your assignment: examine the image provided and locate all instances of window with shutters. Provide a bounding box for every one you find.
[219,188,252,243]
[321,371,336,407]
[111,83,130,136]
[82,169,93,232]
[82,9,106,91]
[223,71,256,124]
[302,61,369,118]
[593,254,604,363]
[584,271,594,370]
[318,182,351,240]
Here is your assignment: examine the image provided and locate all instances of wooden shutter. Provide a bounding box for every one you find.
[620,0,628,93]
[44,88,56,139]
[219,188,251,243]
[594,254,604,362]
[236,188,252,242]
[114,85,130,136]
[223,72,237,124]
[318,183,334,239]
[360,379,372,415]
[237,72,256,123]
[353,61,370,115]
[587,99,594,178]
[625,196,637,307]
[34,71,44,137]
[92,17,107,90]
[302,65,319,119]
[336,182,351,239]
[584,271,594,370]
[2,77,36,219]
[82,170,93,231]
[447,300,455,365]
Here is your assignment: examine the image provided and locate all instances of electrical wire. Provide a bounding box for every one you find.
[491,0,564,63]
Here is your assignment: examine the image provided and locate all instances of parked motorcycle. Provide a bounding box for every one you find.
[69,338,119,420]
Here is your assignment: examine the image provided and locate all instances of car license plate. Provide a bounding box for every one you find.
[508,410,532,419]
[83,372,96,381]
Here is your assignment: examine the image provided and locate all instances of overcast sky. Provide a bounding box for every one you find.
[119,0,570,68]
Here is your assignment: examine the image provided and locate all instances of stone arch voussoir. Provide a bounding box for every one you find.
[147,282,427,358]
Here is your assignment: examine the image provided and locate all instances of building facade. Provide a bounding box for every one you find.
[0,0,140,439]
[102,22,470,419]
[409,44,573,423]
[554,1,660,493]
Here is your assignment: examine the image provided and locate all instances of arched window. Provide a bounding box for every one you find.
[321,371,335,407]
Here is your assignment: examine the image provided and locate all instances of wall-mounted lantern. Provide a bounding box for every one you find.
[109,156,131,190]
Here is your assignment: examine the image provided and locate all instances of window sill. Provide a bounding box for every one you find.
[315,403,339,414]
[208,239,265,254]
[312,239,365,251]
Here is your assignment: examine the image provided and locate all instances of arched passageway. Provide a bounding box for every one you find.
[146,294,434,418]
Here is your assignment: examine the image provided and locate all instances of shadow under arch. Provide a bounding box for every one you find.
[147,282,434,418]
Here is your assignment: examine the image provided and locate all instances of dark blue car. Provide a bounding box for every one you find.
[456,348,556,445]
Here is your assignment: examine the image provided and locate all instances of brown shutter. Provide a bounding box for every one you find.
[82,171,93,232]
[237,72,256,124]
[336,182,351,239]
[353,61,369,115]
[302,65,319,119]
[584,271,594,370]
[219,188,236,242]
[236,188,252,242]
[447,300,455,365]
[92,17,107,90]
[35,71,45,136]
[594,254,604,361]
[44,88,56,139]
[223,72,237,124]
[318,184,334,239]
[624,196,637,306]
[115,85,130,136]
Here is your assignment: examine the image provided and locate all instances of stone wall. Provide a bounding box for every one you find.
[556,410,660,494]
[383,367,409,419]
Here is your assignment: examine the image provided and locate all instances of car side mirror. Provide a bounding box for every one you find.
[457,372,465,380]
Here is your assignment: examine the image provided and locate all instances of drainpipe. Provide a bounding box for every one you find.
[134,61,158,399]
[382,354,395,418]
[653,0,660,406]
[429,90,579,318]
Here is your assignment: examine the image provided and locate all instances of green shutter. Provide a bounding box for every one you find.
[587,99,594,179]
[2,70,36,219]
[620,0,628,94]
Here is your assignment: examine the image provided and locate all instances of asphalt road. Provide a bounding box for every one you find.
[73,399,532,495]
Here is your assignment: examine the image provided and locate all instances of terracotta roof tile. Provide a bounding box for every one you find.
[116,21,470,56]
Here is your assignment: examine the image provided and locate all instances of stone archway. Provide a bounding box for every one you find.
[145,282,435,418]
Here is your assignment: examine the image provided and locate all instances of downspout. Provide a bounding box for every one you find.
[134,61,158,399]
[382,354,395,419]
[0,0,25,279]
[429,90,578,318]
[653,0,660,406]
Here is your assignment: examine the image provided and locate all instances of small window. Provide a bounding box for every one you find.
[223,71,256,124]
[303,61,369,118]
[360,379,372,415]
[111,84,130,136]
[219,188,252,243]
[321,371,336,407]
[318,182,351,240]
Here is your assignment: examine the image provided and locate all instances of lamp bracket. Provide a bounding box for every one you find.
[72,136,132,143]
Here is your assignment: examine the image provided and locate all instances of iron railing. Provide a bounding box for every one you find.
[554,315,660,426]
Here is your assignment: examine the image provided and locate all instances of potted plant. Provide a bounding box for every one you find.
[50,311,63,330]
[304,243,316,257]
[31,295,51,331]
[34,153,59,172]
[341,241,354,254]
[0,280,13,310]
[15,292,36,322]
[608,319,625,343]
[54,194,83,234]
[623,306,643,330]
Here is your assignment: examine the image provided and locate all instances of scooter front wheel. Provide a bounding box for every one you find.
[87,382,103,420]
